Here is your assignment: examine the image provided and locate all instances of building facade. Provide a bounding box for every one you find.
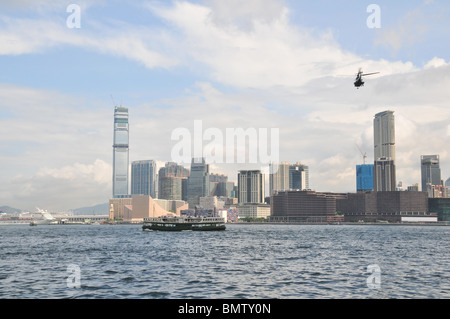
[421,155,441,193]
[131,160,157,198]
[237,203,271,219]
[112,106,130,198]
[356,164,374,192]
[158,162,189,201]
[336,191,430,222]
[373,159,396,192]
[269,161,309,195]
[270,190,341,222]
[187,158,210,208]
[238,170,265,204]
[373,111,396,191]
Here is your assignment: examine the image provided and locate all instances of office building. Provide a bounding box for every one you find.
[374,159,396,192]
[269,162,309,195]
[159,176,183,200]
[356,164,374,192]
[421,155,441,192]
[373,111,396,191]
[336,191,431,222]
[131,160,156,198]
[112,106,130,198]
[187,158,210,208]
[270,190,342,222]
[289,162,309,190]
[158,162,189,201]
[238,170,265,204]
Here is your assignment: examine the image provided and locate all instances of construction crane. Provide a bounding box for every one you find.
[356,144,367,165]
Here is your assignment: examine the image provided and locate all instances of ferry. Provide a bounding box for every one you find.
[142,216,226,232]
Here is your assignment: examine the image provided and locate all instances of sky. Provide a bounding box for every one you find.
[1,0,450,212]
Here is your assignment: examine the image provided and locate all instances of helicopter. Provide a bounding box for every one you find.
[354,68,379,88]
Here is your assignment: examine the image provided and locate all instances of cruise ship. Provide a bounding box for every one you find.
[0,208,57,226]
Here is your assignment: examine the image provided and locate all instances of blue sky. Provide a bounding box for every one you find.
[1,0,450,211]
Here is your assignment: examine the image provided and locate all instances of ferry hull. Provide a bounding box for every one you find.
[142,217,226,232]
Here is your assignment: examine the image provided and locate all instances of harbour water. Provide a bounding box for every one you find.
[0,223,449,299]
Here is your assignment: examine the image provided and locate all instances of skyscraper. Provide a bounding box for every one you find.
[238,170,265,204]
[112,106,129,198]
[373,110,396,191]
[158,162,189,201]
[187,158,210,208]
[289,162,309,190]
[269,162,309,195]
[356,164,374,192]
[421,155,441,192]
[131,160,157,198]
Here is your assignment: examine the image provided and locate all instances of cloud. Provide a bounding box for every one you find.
[8,159,112,212]
[146,1,418,89]
[0,13,177,68]
[1,1,449,211]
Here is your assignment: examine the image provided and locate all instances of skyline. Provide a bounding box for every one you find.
[1,0,450,211]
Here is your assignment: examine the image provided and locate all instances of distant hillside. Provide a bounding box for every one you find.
[0,206,22,214]
[72,203,109,215]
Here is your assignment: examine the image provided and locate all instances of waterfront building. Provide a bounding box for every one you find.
[131,160,157,198]
[187,158,210,208]
[237,203,270,219]
[356,164,374,192]
[125,195,188,222]
[428,198,450,221]
[373,111,396,191]
[270,190,342,222]
[109,197,132,220]
[421,155,441,193]
[336,191,431,222]
[112,106,130,198]
[238,170,265,204]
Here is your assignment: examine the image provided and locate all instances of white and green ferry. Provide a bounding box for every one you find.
[142,216,226,232]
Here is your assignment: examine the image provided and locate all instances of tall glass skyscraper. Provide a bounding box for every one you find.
[131,160,156,198]
[112,106,129,198]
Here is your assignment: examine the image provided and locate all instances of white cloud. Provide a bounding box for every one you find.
[7,159,112,212]
[1,1,449,210]
[0,14,177,68]
[146,1,417,89]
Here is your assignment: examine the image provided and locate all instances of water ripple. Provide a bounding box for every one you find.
[0,224,449,298]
